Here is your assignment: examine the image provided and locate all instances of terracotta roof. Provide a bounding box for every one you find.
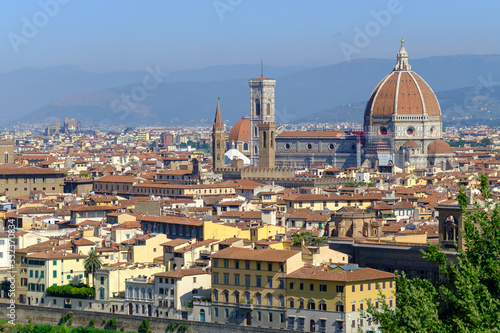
[365,70,440,118]
[402,140,420,148]
[210,247,300,262]
[287,265,395,282]
[154,268,208,278]
[72,238,95,246]
[228,118,250,142]
[160,238,193,247]
[277,131,345,138]
[26,250,84,260]
[138,215,204,227]
[428,139,453,155]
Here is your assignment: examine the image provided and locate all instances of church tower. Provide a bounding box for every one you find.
[212,99,225,171]
[258,122,276,168]
[249,68,276,166]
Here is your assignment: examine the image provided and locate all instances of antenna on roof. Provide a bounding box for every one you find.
[261,59,263,77]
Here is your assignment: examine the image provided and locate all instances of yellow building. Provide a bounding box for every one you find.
[203,220,285,243]
[284,193,383,211]
[286,264,395,332]
[22,250,86,306]
[124,234,169,263]
[210,247,302,329]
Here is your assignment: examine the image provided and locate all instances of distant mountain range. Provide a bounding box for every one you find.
[7,54,500,128]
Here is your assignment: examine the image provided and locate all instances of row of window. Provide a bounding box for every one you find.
[214,307,286,323]
[127,287,154,299]
[214,290,285,307]
[213,259,284,272]
[4,187,56,192]
[27,283,45,291]
[213,273,284,289]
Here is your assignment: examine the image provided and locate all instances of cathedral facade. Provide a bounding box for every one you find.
[219,41,455,171]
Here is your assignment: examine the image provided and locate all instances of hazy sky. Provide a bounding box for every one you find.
[0,1,499,73]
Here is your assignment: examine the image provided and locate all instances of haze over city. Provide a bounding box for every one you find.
[1,1,500,73]
[0,3,500,333]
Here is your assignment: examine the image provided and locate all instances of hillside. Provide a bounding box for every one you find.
[12,55,500,127]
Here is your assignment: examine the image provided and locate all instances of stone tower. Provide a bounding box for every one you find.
[212,99,225,171]
[249,72,276,166]
[258,122,276,168]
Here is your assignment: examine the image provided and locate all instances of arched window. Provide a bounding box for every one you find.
[245,292,250,304]
[263,131,267,148]
[271,131,274,148]
[255,99,261,116]
[308,299,315,310]
[213,290,219,302]
[99,288,105,299]
[243,143,249,151]
[234,291,240,304]
[128,287,133,298]
[267,293,273,307]
[148,289,153,300]
[266,103,271,115]
[141,288,146,299]
[279,294,284,307]
[134,287,139,298]
[336,301,344,312]
[4,152,8,164]
[256,293,261,306]
[289,298,295,308]
[254,145,258,154]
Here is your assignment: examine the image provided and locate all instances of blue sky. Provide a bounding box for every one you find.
[0,0,499,73]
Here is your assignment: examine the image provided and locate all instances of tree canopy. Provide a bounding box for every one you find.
[365,175,500,332]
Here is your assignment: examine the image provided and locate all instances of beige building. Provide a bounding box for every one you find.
[0,165,64,198]
[22,250,86,306]
[153,268,211,319]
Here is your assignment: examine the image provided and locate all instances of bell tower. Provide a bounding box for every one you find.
[212,99,225,172]
[258,122,276,168]
[249,63,276,166]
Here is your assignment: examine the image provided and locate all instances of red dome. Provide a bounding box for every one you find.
[428,139,453,155]
[365,71,441,118]
[365,41,441,118]
[228,118,250,142]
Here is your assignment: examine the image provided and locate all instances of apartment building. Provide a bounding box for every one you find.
[210,247,302,330]
[286,264,395,332]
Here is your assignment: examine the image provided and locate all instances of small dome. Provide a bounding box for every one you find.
[428,139,453,155]
[402,140,419,148]
[228,118,250,142]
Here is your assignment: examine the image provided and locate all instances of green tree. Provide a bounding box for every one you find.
[0,280,10,298]
[365,176,500,332]
[480,137,492,147]
[84,249,102,287]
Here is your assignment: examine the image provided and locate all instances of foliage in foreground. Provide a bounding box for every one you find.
[365,174,500,332]
[46,284,95,299]
[1,322,136,333]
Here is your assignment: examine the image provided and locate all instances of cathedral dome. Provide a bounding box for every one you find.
[365,40,441,118]
[428,139,453,155]
[228,117,250,142]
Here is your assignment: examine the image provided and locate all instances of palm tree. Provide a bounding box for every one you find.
[84,249,102,287]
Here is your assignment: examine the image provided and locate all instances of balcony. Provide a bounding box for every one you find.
[239,303,254,309]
